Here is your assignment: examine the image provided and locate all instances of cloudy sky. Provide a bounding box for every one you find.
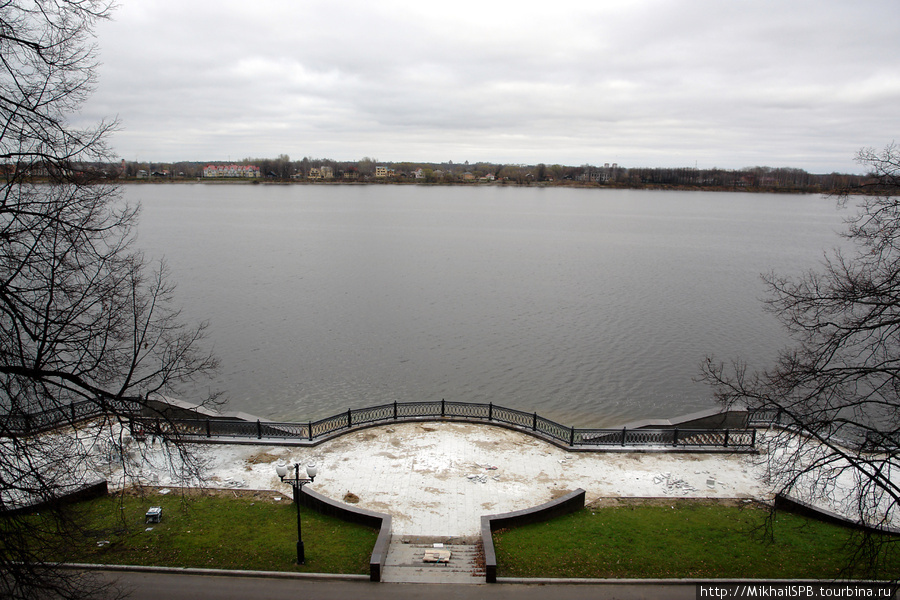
[77,0,900,173]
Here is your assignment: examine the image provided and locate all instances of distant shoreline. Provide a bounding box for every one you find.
[117,178,832,195]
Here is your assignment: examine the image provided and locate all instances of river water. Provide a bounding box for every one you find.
[130,184,847,427]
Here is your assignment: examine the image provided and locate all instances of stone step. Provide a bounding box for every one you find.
[381,538,485,584]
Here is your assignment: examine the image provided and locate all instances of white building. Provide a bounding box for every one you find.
[203,164,261,178]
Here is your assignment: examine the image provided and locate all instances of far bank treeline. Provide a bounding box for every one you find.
[111,156,866,193]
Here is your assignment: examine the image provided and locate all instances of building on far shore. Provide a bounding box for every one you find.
[308,166,334,180]
[203,164,261,178]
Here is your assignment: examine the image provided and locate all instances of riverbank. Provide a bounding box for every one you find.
[42,413,892,537]
[116,177,836,195]
[96,420,764,537]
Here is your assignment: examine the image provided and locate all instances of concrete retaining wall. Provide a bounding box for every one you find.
[481,488,586,583]
[621,406,749,430]
[775,493,900,536]
[2,480,108,516]
[145,395,261,423]
[298,486,392,582]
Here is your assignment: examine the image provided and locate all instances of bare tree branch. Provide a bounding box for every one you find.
[701,143,900,579]
[0,2,217,598]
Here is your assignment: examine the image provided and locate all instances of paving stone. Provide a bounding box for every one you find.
[381,538,484,584]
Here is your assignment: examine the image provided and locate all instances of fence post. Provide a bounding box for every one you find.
[257,420,262,440]
[308,421,313,441]
[488,403,493,421]
[532,412,537,431]
[751,428,756,447]
[569,427,575,447]
[672,427,679,447]
[206,419,211,438]
[621,427,626,447]
[347,408,352,429]
[441,399,445,418]
[393,401,397,421]
[724,429,730,448]
[71,403,77,423]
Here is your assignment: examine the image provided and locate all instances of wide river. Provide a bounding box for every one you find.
[131,184,847,427]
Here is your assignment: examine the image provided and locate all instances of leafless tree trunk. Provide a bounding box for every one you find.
[1,2,218,598]
[702,144,900,579]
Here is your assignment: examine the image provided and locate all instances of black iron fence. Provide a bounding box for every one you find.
[132,400,756,450]
[4,397,757,450]
[746,407,897,452]
[747,408,785,427]
[3,397,142,435]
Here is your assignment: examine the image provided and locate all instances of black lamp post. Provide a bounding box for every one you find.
[276,461,318,564]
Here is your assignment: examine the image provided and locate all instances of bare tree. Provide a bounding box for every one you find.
[702,144,900,578]
[1,2,218,598]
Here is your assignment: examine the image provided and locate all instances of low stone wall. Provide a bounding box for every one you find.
[621,406,750,430]
[2,480,108,516]
[145,395,260,423]
[298,486,392,582]
[775,493,900,536]
[481,488,586,583]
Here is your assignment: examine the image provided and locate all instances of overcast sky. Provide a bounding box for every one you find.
[76,0,900,173]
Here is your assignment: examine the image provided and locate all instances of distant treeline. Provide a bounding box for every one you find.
[28,156,869,193]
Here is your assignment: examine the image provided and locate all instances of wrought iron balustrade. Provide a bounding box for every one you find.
[4,398,758,451]
[126,400,756,451]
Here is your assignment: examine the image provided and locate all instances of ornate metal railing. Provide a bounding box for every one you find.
[745,407,894,452]
[3,397,143,435]
[129,400,756,451]
[747,408,784,427]
[4,397,757,450]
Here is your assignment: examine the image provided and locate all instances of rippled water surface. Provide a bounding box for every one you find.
[131,184,847,427]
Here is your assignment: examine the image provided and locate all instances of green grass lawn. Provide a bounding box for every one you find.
[56,489,378,574]
[31,493,900,579]
[493,499,900,580]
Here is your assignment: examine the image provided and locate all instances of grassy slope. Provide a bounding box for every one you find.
[30,494,900,579]
[60,490,378,574]
[493,500,900,579]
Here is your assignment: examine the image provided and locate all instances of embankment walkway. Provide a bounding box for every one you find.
[125,420,766,538]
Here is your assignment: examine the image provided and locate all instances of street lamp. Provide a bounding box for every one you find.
[276,461,318,564]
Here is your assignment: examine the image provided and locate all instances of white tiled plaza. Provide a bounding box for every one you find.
[120,421,767,537]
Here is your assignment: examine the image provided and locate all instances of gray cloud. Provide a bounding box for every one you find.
[76,0,900,172]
